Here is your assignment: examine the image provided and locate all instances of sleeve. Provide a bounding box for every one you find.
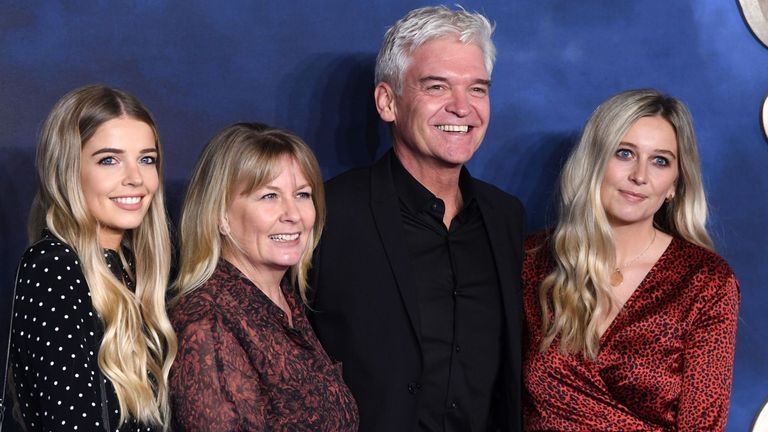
[170,313,266,432]
[9,243,107,431]
[677,262,740,431]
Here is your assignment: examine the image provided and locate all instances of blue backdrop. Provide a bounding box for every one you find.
[1,1,766,430]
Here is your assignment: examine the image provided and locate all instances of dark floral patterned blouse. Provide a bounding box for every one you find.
[169,259,358,432]
[522,232,739,431]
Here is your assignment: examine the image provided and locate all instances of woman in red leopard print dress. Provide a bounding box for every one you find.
[523,89,739,431]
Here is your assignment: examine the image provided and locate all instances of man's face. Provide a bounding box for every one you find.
[377,37,491,171]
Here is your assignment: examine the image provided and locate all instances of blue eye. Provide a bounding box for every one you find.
[653,156,670,167]
[98,156,117,165]
[260,192,278,200]
[140,155,157,165]
[615,149,633,160]
[297,191,312,199]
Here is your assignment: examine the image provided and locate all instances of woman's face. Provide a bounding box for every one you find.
[80,117,159,249]
[223,156,316,274]
[600,115,679,229]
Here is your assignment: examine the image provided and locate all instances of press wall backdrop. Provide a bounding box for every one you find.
[1,1,766,429]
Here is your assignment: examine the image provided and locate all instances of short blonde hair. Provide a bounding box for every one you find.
[174,122,325,303]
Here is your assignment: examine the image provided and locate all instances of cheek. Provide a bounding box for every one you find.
[144,168,160,194]
[79,170,104,208]
[301,203,317,227]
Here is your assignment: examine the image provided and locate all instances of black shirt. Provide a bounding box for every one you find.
[391,157,502,432]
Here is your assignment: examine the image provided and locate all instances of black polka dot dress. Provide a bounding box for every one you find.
[8,232,156,431]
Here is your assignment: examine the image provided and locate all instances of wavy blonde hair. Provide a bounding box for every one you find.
[173,122,325,303]
[28,85,176,428]
[539,89,713,358]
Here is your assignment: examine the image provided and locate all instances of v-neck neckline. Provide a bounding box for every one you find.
[597,236,677,353]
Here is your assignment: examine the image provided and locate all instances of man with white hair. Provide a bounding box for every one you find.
[311,6,524,431]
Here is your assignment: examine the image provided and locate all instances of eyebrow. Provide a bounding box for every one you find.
[419,76,492,87]
[90,147,158,157]
[262,183,312,191]
[619,142,677,159]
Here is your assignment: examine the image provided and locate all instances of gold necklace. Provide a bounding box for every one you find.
[610,229,657,286]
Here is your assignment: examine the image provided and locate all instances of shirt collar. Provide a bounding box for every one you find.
[390,152,477,215]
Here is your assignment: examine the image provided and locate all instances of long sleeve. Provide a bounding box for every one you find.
[677,264,740,431]
[170,313,266,432]
[9,240,109,431]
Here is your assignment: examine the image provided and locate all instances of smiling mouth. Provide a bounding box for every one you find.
[269,233,300,242]
[436,124,470,133]
[111,196,142,205]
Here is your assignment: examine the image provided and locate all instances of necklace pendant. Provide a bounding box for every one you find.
[611,269,624,286]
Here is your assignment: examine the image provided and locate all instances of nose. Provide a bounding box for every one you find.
[445,89,471,117]
[629,161,647,185]
[279,197,300,223]
[122,161,144,187]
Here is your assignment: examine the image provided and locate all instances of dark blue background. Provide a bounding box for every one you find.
[2,1,766,429]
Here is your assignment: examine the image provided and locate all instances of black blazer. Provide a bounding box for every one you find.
[310,151,525,432]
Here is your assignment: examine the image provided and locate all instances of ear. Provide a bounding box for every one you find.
[374,82,397,123]
[219,214,230,236]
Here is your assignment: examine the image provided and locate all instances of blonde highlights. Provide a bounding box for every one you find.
[539,89,713,358]
[174,122,325,303]
[29,85,176,428]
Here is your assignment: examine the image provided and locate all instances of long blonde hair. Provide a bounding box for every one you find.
[539,89,713,358]
[29,85,177,428]
[173,122,325,303]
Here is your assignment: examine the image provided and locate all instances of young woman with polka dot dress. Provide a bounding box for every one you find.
[5,85,177,431]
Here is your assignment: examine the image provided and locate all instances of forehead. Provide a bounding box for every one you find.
[622,116,678,153]
[238,155,309,194]
[82,117,156,150]
[405,37,488,79]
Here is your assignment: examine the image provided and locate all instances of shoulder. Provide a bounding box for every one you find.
[665,237,739,302]
[170,264,243,332]
[523,231,554,283]
[671,238,737,282]
[170,285,222,332]
[472,178,523,211]
[16,235,87,297]
[325,166,371,194]
[19,235,80,271]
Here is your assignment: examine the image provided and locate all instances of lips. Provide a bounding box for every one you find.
[435,124,471,133]
[269,233,300,242]
[619,189,648,201]
[110,195,145,210]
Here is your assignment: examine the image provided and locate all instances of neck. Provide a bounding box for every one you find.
[611,222,657,265]
[98,230,123,251]
[394,147,464,225]
[222,248,286,297]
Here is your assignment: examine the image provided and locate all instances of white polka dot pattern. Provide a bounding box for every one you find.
[8,235,156,431]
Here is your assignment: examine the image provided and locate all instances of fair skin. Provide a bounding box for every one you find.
[80,117,159,250]
[597,115,679,336]
[221,156,316,327]
[375,36,491,227]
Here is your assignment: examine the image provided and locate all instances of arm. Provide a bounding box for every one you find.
[170,313,266,432]
[9,243,107,431]
[677,265,740,431]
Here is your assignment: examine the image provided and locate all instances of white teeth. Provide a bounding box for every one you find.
[269,233,299,242]
[113,197,141,204]
[436,124,469,133]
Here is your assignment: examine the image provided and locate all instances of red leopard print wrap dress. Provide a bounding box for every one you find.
[523,233,739,431]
